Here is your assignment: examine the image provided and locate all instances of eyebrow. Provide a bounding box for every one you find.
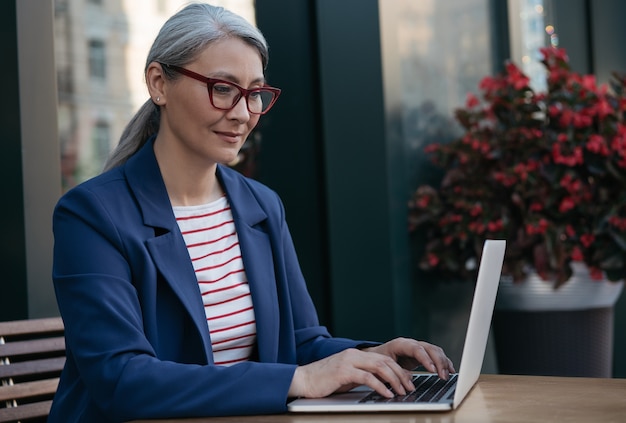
[208,71,266,86]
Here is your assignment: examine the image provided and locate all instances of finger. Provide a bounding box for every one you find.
[447,357,456,373]
[425,347,453,380]
[407,343,451,379]
[354,370,395,398]
[358,354,414,395]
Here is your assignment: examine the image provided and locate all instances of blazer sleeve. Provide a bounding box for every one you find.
[52,185,298,422]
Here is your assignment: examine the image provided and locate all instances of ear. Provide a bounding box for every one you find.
[146,61,167,105]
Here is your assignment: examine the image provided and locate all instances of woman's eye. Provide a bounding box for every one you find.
[213,84,234,96]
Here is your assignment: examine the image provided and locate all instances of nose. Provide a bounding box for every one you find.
[226,95,251,122]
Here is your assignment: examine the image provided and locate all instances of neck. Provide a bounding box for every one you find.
[164,169,223,207]
[153,138,223,207]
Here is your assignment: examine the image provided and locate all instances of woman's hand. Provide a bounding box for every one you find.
[288,348,415,399]
[362,337,456,381]
[287,338,455,399]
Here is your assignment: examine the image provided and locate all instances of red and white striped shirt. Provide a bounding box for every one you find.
[174,196,256,366]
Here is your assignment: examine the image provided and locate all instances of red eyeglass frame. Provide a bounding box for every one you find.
[159,62,281,115]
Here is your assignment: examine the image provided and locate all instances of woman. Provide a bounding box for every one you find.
[49,3,454,422]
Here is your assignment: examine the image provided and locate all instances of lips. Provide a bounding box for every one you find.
[215,131,244,143]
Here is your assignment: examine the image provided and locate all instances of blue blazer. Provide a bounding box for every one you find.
[49,139,364,422]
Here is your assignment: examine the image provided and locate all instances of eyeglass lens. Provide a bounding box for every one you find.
[210,81,276,114]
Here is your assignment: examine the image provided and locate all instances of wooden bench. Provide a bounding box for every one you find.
[0,317,65,422]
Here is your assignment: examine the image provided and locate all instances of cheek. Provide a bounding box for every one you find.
[181,89,214,122]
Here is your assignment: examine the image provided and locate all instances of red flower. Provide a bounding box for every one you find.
[580,233,595,248]
[552,144,583,166]
[557,133,569,143]
[487,219,503,232]
[571,246,584,261]
[540,46,568,62]
[505,62,530,90]
[466,92,479,108]
[560,173,582,193]
[609,216,626,231]
[468,221,486,234]
[572,111,593,128]
[530,202,543,212]
[581,74,597,93]
[589,267,604,281]
[469,203,483,217]
[593,98,614,119]
[526,219,549,235]
[548,104,561,117]
[493,171,517,187]
[586,134,609,156]
[559,109,574,126]
[416,195,430,208]
[559,197,576,213]
[424,144,439,153]
[548,68,569,85]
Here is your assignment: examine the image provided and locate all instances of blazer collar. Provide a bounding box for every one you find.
[124,138,268,230]
[124,138,177,231]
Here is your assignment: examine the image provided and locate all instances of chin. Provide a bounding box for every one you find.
[226,155,242,167]
[217,151,241,167]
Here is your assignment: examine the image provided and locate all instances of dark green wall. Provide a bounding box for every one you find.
[0,0,28,321]
[314,0,412,340]
[256,0,412,341]
[255,1,332,327]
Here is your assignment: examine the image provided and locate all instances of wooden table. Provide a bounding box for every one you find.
[131,374,626,423]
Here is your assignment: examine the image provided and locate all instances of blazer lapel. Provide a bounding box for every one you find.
[217,166,280,363]
[124,140,214,362]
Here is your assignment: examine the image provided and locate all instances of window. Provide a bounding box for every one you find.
[56,1,255,190]
[156,0,167,14]
[88,39,106,80]
[92,121,111,169]
[508,0,553,91]
[379,0,495,188]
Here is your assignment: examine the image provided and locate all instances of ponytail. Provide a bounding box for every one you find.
[102,99,160,171]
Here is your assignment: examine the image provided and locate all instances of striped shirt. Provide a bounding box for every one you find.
[173,196,256,366]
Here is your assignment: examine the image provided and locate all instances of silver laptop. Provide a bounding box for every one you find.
[288,239,506,413]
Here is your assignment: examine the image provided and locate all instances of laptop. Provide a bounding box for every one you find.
[288,239,506,413]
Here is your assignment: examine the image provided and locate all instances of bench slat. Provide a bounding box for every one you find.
[0,317,64,337]
[0,337,65,358]
[0,318,64,421]
[0,377,59,402]
[0,356,65,379]
[0,399,53,423]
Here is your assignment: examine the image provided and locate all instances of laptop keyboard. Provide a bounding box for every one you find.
[359,374,458,404]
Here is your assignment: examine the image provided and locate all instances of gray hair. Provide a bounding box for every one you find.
[103,2,269,171]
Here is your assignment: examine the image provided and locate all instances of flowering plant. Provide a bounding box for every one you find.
[409,47,626,288]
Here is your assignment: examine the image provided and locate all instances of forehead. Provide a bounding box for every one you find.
[191,37,264,82]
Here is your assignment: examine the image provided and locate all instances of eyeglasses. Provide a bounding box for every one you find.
[159,63,281,115]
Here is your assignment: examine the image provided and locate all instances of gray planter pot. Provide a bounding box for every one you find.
[493,263,624,377]
[496,262,624,312]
